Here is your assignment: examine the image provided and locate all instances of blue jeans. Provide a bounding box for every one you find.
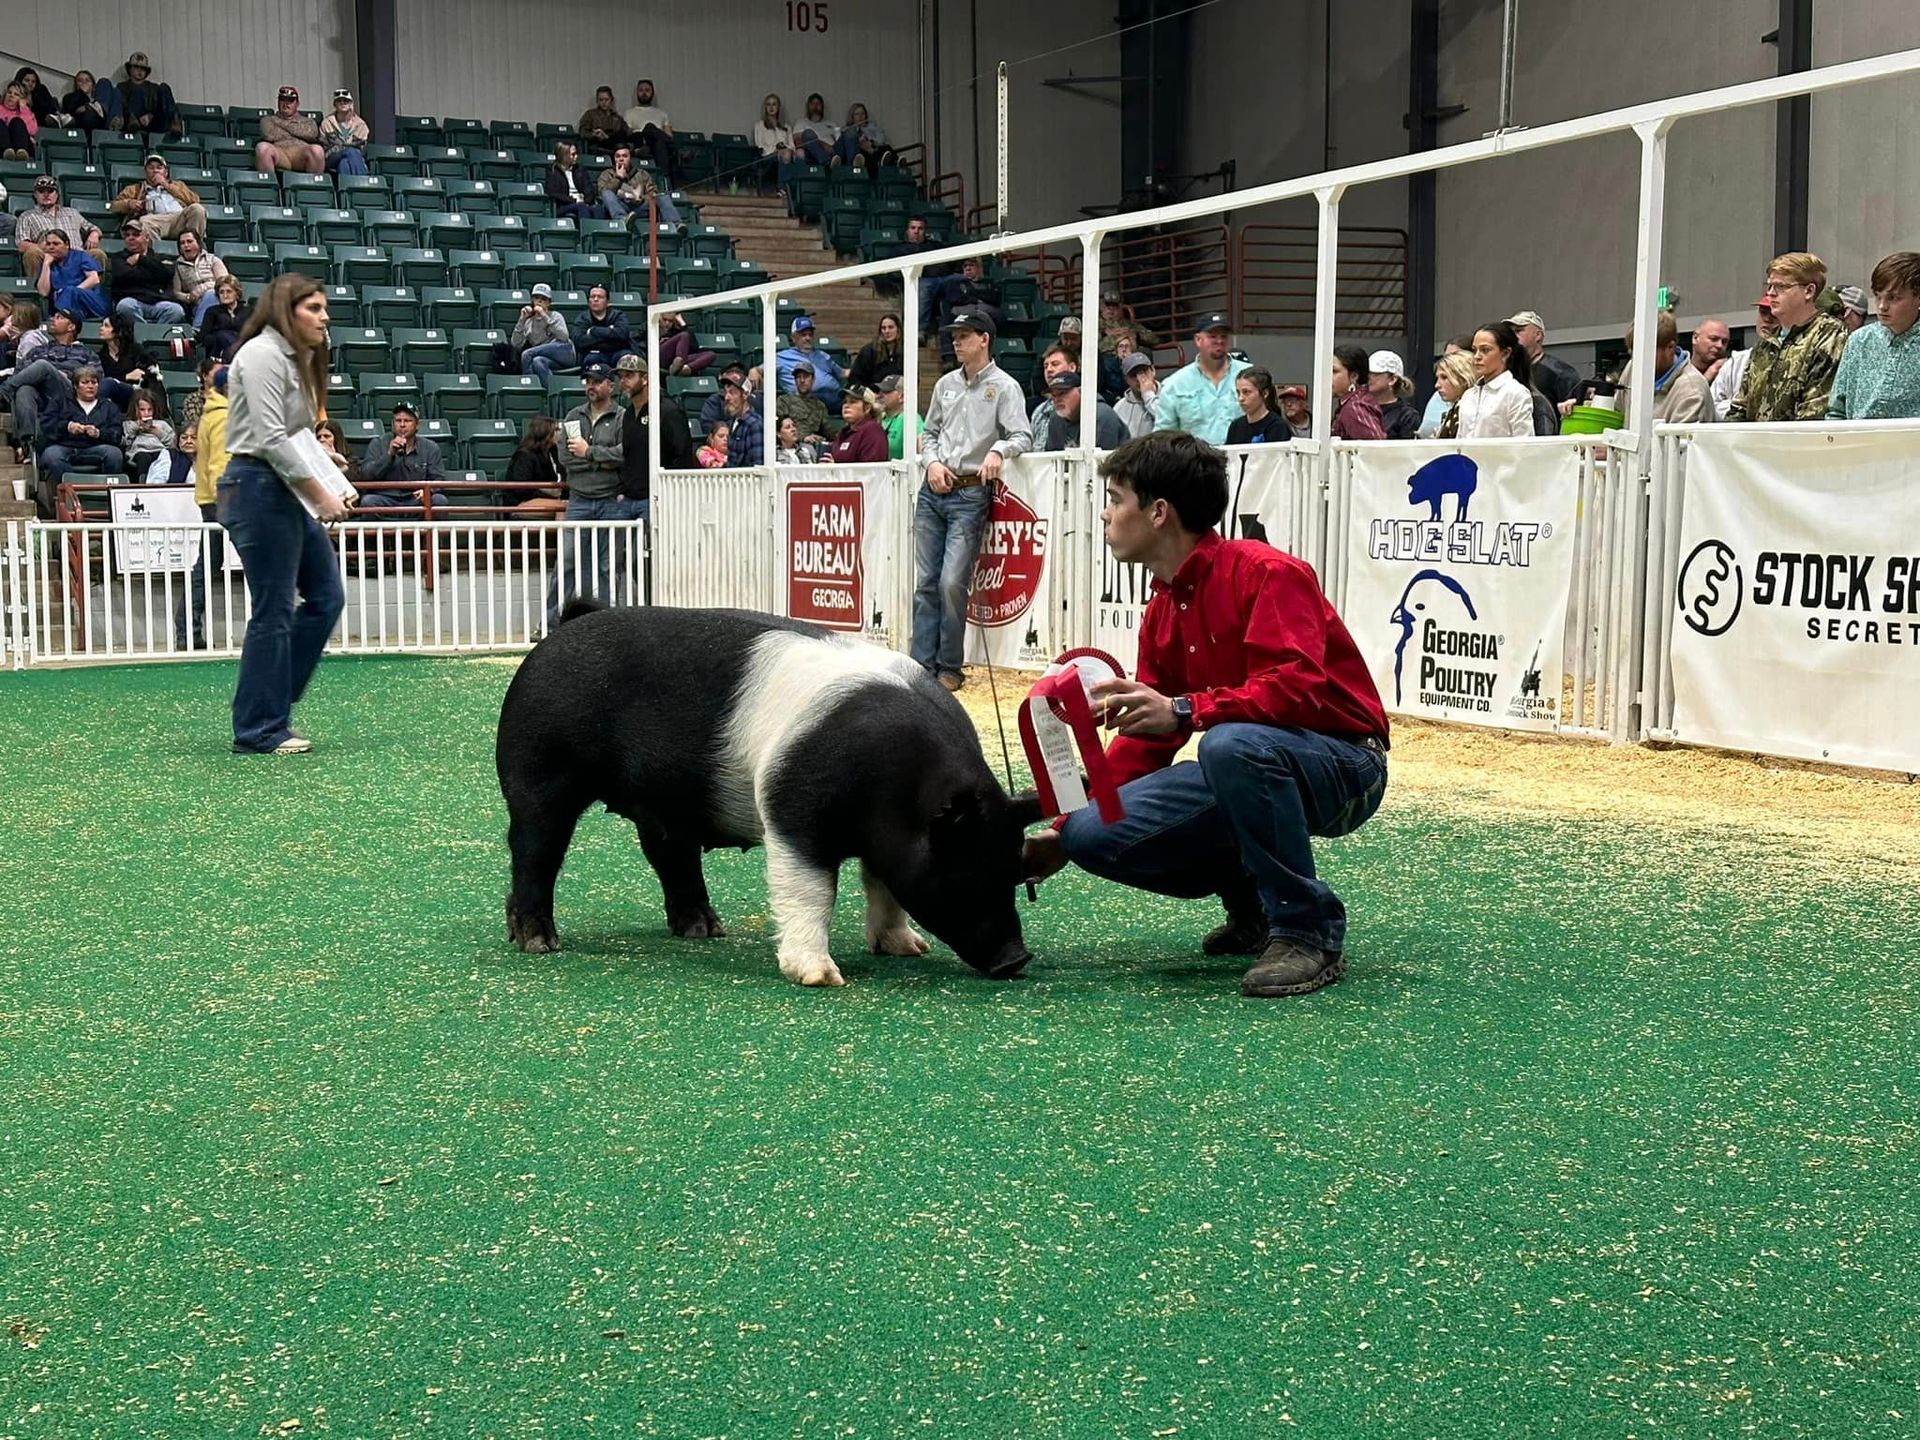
[909,482,990,675]
[40,442,124,482]
[521,341,576,384]
[218,457,346,752]
[191,290,222,326]
[326,147,368,175]
[545,496,647,627]
[556,201,599,223]
[0,359,72,445]
[600,189,681,226]
[793,131,833,167]
[1060,725,1388,954]
[916,274,944,336]
[175,499,222,648]
[115,297,186,325]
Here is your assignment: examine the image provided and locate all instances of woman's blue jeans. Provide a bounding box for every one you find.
[218,458,345,752]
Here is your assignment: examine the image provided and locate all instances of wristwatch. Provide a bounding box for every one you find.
[1171,695,1195,732]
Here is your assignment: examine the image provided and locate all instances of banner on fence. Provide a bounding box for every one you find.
[1669,429,1920,771]
[1341,443,1580,731]
[966,456,1061,668]
[109,487,204,575]
[781,465,904,647]
[1091,445,1304,676]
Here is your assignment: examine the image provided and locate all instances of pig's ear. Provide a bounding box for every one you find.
[1005,789,1046,828]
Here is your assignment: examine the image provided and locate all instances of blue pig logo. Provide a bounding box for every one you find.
[1407,454,1478,522]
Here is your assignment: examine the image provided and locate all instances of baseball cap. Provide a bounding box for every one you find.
[278,86,300,103]
[1368,350,1406,381]
[33,175,58,192]
[211,365,229,394]
[875,373,903,394]
[127,52,151,70]
[943,306,996,338]
[1120,352,1152,375]
[614,354,647,374]
[720,373,747,390]
[1753,293,1774,310]
[529,282,553,299]
[1838,284,1868,315]
[581,361,612,380]
[790,315,815,334]
[391,399,419,416]
[120,219,144,236]
[1278,384,1308,400]
[1194,311,1231,332]
[1058,315,1083,334]
[143,153,168,167]
[1047,369,1083,393]
[1507,309,1546,331]
[844,384,878,410]
[332,89,354,102]
[1100,288,1121,304]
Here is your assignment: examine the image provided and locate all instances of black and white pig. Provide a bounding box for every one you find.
[495,605,1041,986]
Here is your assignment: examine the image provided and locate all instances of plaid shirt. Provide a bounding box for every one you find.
[726,408,764,466]
[16,204,92,249]
[1728,313,1848,422]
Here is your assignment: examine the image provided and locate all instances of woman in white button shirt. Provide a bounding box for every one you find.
[1454,320,1539,438]
[220,273,353,755]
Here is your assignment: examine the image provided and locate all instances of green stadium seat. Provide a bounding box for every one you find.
[392,176,447,211]
[665,375,716,429]
[488,120,533,148]
[471,150,522,183]
[534,123,578,146]
[544,376,586,418]
[443,118,489,146]
[35,129,87,170]
[451,328,508,374]
[682,225,734,263]
[418,211,476,251]
[420,146,468,181]
[227,171,283,208]
[713,132,758,183]
[458,417,521,471]
[705,301,759,335]
[337,174,393,211]
[359,210,419,247]
[998,273,1040,310]
[562,254,614,293]
[354,371,420,419]
[609,254,655,292]
[321,285,360,325]
[307,207,364,245]
[202,205,248,246]
[479,217,530,250]
[422,372,486,420]
[675,131,715,185]
[273,242,332,279]
[203,136,257,170]
[661,257,718,297]
[326,372,357,416]
[331,328,391,372]
[396,115,443,149]
[161,368,203,409]
[719,259,772,293]
[281,172,334,202]
[873,166,919,207]
[528,219,579,253]
[220,243,273,284]
[416,418,454,446]
[366,145,419,179]
[422,286,480,329]
[360,285,423,329]
[96,136,146,169]
[499,183,547,220]
[478,288,534,329]
[226,105,272,132]
[50,166,108,206]
[694,333,743,371]
[249,204,309,245]
[485,374,546,421]
[391,327,453,373]
[392,246,448,287]
[177,101,226,133]
[155,133,206,162]
[503,250,561,290]
[336,418,385,451]
[578,217,632,257]
[332,245,394,287]
[444,180,497,216]
[859,226,903,264]
[449,249,506,288]
[823,197,866,255]
[785,165,828,220]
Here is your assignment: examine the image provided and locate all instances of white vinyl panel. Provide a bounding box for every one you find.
[1809,2,1920,293]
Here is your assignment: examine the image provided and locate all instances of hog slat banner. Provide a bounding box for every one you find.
[781,464,907,648]
[1091,445,1307,677]
[1669,428,1920,771]
[965,455,1067,669]
[1341,442,1581,731]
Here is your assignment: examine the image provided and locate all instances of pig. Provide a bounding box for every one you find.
[496,604,1040,986]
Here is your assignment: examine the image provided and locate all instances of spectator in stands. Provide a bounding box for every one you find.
[1041,369,1127,451]
[876,374,907,458]
[94,313,157,410]
[578,87,629,147]
[11,68,59,128]
[358,400,449,512]
[1224,368,1290,445]
[115,53,180,140]
[120,389,175,481]
[1429,352,1476,439]
[720,375,765,467]
[1836,285,1871,335]
[1456,321,1537,437]
[829,386,889,463]
[314,420,362,486]
[547,361,635,621]
[570,286,632,371]
[883,216,947,314]
[1728,252,1848,422]
[109,154,208,246]
[110,222,185,325]
[512,284,575,385]
[1153,313,1248,443]
[506,415,567,514]
[598,143,680,226]
[701,361,749,431]
[1367,352,1421,439]
[935,256,998,350]
[35,230,108,320]
[834,103,895,171]
[197,275,249,361]
[177,364,229,650]
[170,229,228,327]
[0,79,38,161]
[790,94,837,167]
[1711,297,1775,419]
[0,180,12,243]
[0,300,42,370]
[1279,385,1312,437]
[1031,343,1072,437]
[850,314,904,390]
[175,354,216,454]
[40,367,124,486]
[774,416,817,466]
[777,364,833,449]
[1114,353,1159,438]
[15,176,105,281]
[1417,335,1472,436]
[616,354,693,514]
[1329,346,1387,440]
[1616,311,1715,426]
[914,307,1033,690]
[1688,319,1731,389]
[656,312,713,375]
[1099,290,1160,359]
[751,94,793,191]
[776,316,845,405]
[255,86,324,174]
[320,90,370,176]
[1507,310,1579,409]
[0,308,94,463]
[1058,315,1118,400]
[623,80,679,187]
[698,421,731,468]
[59,71,112,136]
[544,141,597,222]
[1826,252,1920,421]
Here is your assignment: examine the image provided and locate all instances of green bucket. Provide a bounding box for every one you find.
[1559,404,1621,436]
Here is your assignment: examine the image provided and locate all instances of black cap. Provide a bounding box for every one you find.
[1046,369,1082,392]
[581,361,612,380]
[391,399,419,416]
[875,373,904,393]
[1195,311,1232,333]
[943,306,996,339]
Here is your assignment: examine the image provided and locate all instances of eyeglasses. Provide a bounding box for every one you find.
[1762,280,1811,294]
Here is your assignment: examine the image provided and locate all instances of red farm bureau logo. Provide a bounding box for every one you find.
[968,485,1049,628]
[788,483,863,631]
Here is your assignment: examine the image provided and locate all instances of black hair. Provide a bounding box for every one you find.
[1475,320,1532,388]
[1332,344,1371,388]
[1447,332,1474,352]
[1238,366,1280,414]
[1098,431,1229,535]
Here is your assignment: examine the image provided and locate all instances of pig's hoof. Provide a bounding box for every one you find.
[780,952,846,987]
[867,924,929,957]
[507,910,559,953]
[669,905,728,940]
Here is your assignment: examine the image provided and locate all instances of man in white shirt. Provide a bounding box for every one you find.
[1711,295,1777,420]
[623,79,679,186]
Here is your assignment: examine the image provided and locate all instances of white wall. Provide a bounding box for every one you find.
[0,0,355,112]
[1810,0,1920,294]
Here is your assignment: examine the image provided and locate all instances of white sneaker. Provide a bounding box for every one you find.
[270,736,313,755]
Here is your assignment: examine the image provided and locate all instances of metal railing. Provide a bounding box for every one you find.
[1238,224,1408,336]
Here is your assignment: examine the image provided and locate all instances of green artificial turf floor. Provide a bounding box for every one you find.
[1,657,1917,1438]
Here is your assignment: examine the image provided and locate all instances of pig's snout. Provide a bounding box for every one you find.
[975,939,1031,980]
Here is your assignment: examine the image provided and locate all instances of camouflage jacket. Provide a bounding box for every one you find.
[1727,313,1848,422]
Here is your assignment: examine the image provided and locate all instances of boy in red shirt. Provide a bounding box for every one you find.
[1023,431,1390,997]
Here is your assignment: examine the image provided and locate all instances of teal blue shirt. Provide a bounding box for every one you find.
[1826,321,1920,420]
[1152,357,1249,443]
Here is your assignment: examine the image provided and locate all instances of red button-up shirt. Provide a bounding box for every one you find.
[1107,533,1390,789]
